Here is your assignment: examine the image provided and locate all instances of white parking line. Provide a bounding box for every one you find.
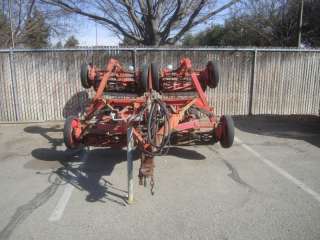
[235,136,320,203]
[48,149,89,222]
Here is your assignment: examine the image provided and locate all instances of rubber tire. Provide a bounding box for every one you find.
[151,62,160,91]
[80,63,91,89]
[207,61,219,89]
[140,64,148,92]
[64,116,80,149]
[220,115,234,148]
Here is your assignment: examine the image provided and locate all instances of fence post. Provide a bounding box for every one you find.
[132,48,137,70]
[248,49,257,115]
[8,48,19,121]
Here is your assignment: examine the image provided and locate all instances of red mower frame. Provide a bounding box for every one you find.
[64,57,234,199]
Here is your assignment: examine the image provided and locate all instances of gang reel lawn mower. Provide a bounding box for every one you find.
[150,58,219,92]
[80,61,148,93]
[64,57,234,195]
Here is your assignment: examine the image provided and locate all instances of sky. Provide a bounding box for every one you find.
[52,18,120,46]
[54,0,230,46]
[77,21,120,46]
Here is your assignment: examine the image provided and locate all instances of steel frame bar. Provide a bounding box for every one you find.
[76,57,219,148]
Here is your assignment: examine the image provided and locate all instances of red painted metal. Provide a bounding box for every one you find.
[65,57,229,191]
[86,59,141,93]
[160,57,213,92]
[69,57,222,147]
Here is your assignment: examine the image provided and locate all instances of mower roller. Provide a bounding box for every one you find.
[153,58,219,92]
[64,57,234,199]
[80,60,148,93]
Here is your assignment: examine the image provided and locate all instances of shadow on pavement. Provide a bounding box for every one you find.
[24,124,206,205]
[24,125,133,205]
[234,115,320,148]
[167,147,206,160]
[24,125,63,150]
[54,148,140,206]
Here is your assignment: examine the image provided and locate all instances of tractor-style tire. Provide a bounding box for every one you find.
[151,62,160,91]
[80,63,91,89]
[207,61,219,89]
[220,115,234,148]
[140,64,148,92]
[64,116,80,149]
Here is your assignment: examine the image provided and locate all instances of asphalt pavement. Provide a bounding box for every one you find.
[0,116,319,240]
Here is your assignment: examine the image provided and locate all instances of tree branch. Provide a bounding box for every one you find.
[160,0,182,43]
[166,0,207,44]
[167,0,240,44]
[42,0,143,43]
[120,0,144,36]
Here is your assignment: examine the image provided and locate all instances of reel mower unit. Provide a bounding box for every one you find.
[64,57,234,200]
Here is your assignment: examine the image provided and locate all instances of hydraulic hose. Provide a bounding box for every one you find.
[145,99,171,156]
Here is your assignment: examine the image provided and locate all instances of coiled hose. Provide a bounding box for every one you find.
[145,99,171,156]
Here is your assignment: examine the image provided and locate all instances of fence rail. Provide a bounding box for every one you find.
[0,47,319,122]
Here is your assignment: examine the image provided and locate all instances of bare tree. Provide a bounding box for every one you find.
[226,0,302,46]
[0,0,38,47]
[0,0,72,48]
[42,0,241,45]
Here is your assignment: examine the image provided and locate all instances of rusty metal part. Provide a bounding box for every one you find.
[139,153,155,187]
[68,57,222,152]
[82,59,142,93]
[139,154,154,178]
[159,57,219,92]
[64,57,233,196]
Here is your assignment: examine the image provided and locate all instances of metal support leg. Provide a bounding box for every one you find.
[127,127,134,204]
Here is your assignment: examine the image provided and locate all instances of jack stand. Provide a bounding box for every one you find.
[127,127,134,204]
